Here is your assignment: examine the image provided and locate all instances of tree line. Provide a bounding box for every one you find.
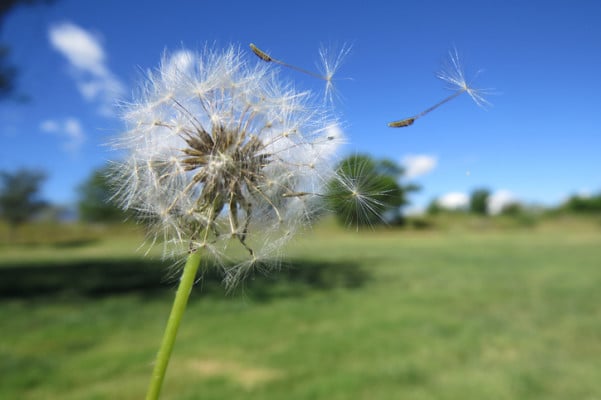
[0,155,416,232]
[2,157,600,234]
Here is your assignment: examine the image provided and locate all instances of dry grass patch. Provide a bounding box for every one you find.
[186,358,283,389]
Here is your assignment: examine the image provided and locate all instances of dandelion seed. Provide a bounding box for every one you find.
[388,48,492,128]
[250,42,350,103]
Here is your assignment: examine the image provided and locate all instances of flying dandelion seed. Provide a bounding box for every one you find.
[250,42,350,103]
[388,48,491,128]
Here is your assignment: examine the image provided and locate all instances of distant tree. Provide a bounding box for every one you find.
[78,165,126,222]
[0,0,55,100]
[562,194,601,213]
[426,198,442,215]
[469,188,491,215]
[0,168,47,236]
[499,202,524,216]
[325,154,419,226]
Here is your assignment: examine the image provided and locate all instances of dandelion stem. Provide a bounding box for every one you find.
[388,89,465,128]
[414,89,465,119]
[146,250,202,400]
[274,60,326,81]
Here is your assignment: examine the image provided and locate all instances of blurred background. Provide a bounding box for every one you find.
[1,1,600,399]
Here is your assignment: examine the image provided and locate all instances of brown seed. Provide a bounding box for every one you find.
[249,43,272,62]
[387,118,415,128]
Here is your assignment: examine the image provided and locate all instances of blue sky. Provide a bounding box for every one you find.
[1,0,600,212]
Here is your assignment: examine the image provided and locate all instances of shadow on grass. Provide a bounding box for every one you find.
[0,258,368,300]
[0,237,100,249]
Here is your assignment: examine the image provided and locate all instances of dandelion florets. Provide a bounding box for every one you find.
[111,45,343,283]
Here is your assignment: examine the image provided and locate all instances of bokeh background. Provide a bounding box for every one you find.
[1,1,600,399]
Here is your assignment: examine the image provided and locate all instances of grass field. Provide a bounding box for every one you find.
[1,217,601,399]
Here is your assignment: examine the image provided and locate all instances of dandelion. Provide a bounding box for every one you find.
[110,44,344,399]
[388,48,491,128]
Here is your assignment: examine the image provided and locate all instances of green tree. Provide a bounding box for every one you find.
[326,154,419,226]
[469,188,491,215]
[426,198,442,215]
[78,165,126,222]
[562,193,601,213]
[0,168,47,236]
[499,202,524,216]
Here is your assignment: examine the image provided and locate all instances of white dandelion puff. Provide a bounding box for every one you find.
[115,43,356,400]
[110,45,343,284]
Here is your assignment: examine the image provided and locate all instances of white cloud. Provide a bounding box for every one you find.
[78,80,104,101]
[48,22,106,75]
[576,188,592,198]
[487,190,518,215]
[437,192,469,210]
[49,22,125,116]
[402,154,437,179]
[40,117,85,154]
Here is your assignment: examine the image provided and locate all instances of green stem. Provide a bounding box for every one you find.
[146,250,202,400]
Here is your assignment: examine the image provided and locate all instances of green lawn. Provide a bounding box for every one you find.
[1,219,601,399]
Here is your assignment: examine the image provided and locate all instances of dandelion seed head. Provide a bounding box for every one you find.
[111,45,343,283]
[325,155,393,230]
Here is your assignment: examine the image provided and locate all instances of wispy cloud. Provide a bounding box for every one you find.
[40,117,85,154]
[402,154,438,179]
[437,192,469,210]
[48,22,125,116]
